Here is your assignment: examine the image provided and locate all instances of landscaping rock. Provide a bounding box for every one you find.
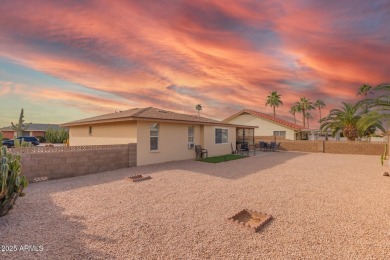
[383,172,389,176]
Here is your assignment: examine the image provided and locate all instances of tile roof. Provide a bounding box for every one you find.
[62,107,240,127]
[223,109,307,131]
[0,123,62,131]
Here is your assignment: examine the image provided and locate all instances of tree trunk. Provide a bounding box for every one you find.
[273,106,276,118]
[319,108,322,121]
[302,109,306,127]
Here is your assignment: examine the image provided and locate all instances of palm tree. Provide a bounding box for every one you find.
[314,99,326,121]
[356,83,390,136]
[320,102,362,141]
[289,105,298,124]
[305,112,313,128]
[357,84,373,113]
[296,97,314,127]
[265,91,283,118]
[195,104,202,118]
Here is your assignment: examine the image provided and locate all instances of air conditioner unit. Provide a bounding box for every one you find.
[188,143,194,149]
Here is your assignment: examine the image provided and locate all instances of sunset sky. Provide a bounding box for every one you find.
[0,0,389,128]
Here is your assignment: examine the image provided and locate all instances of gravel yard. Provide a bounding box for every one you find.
[1,152,390,259]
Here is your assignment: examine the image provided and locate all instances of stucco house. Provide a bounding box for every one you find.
[223,109,307,141]
[0,124,61,139]
[62,107,255,166]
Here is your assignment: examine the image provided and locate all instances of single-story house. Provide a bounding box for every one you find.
[62,107,256,166]
[223,109,307,140]
[0,124,61,139]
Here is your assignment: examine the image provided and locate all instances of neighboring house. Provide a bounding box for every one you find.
[62,107,255,166]
[0,124,61,139]
[223,109,307,140]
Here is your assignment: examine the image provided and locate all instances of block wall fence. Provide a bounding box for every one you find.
[10,144,137,182]
[277,140,389,156]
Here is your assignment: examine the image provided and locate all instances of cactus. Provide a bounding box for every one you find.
[45,128,69,143]
[0,145,28,217]
[11,108,31,138]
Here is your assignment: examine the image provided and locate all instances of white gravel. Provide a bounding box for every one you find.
[1,151,390,259]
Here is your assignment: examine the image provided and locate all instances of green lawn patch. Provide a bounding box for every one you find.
[199,154,247,163]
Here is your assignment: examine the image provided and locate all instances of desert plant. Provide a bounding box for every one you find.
[14,138,32,148]
[45,128,69,143]
[11,109,31,138]
[381,144,388,166]
[0,132,3,143]
[0,146,28,217]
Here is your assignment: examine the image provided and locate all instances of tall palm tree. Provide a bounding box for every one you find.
[357,84,373,113]
[314,99,326,121]
[289,105,298,124]
[265,91,283,118]
[296,97,314,127]
[195,104,202,118]
[305,112,313,128]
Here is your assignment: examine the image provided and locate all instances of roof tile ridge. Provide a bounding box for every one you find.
[131,107,153,117]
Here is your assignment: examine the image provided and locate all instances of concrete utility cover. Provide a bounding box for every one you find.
[228,209,272,232]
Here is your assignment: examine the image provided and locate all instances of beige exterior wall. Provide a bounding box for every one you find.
[69,121,137,146]
[225,114,296,140]
[202,125,236,156]
[136,121,201,166]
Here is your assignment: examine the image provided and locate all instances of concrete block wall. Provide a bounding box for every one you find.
[279,140,323,153]
[10,144,137,182]
[277,140,388,155]
[324,141,388,155]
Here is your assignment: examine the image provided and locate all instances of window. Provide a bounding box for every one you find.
[188,126,194,149]
[273,131,286,137]
[215,128,228,144]
[89,126,92,135]
[150,123,159,151]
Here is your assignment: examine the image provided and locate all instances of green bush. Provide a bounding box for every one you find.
[45,128,69,143]
[0,146,28,217]
[14,138,32,148]
[0,132,3,142]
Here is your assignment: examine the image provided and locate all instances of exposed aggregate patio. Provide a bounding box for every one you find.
[1,151,390,259]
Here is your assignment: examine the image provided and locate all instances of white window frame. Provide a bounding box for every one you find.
[273,131,286,137]
[150,123,159,151]
[215,128,228,144]
[188,126,194,149]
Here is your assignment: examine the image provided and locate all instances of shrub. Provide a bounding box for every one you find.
[0,146,28,217]
[14,138,32,148]
[45,128,69,143]
[0,132,3,142]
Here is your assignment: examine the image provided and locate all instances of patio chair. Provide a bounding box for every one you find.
[195,145,208,159]
[248,144,256,156]
[269,142,277,152]
[259,141,266,151]
[236,144,245,155]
